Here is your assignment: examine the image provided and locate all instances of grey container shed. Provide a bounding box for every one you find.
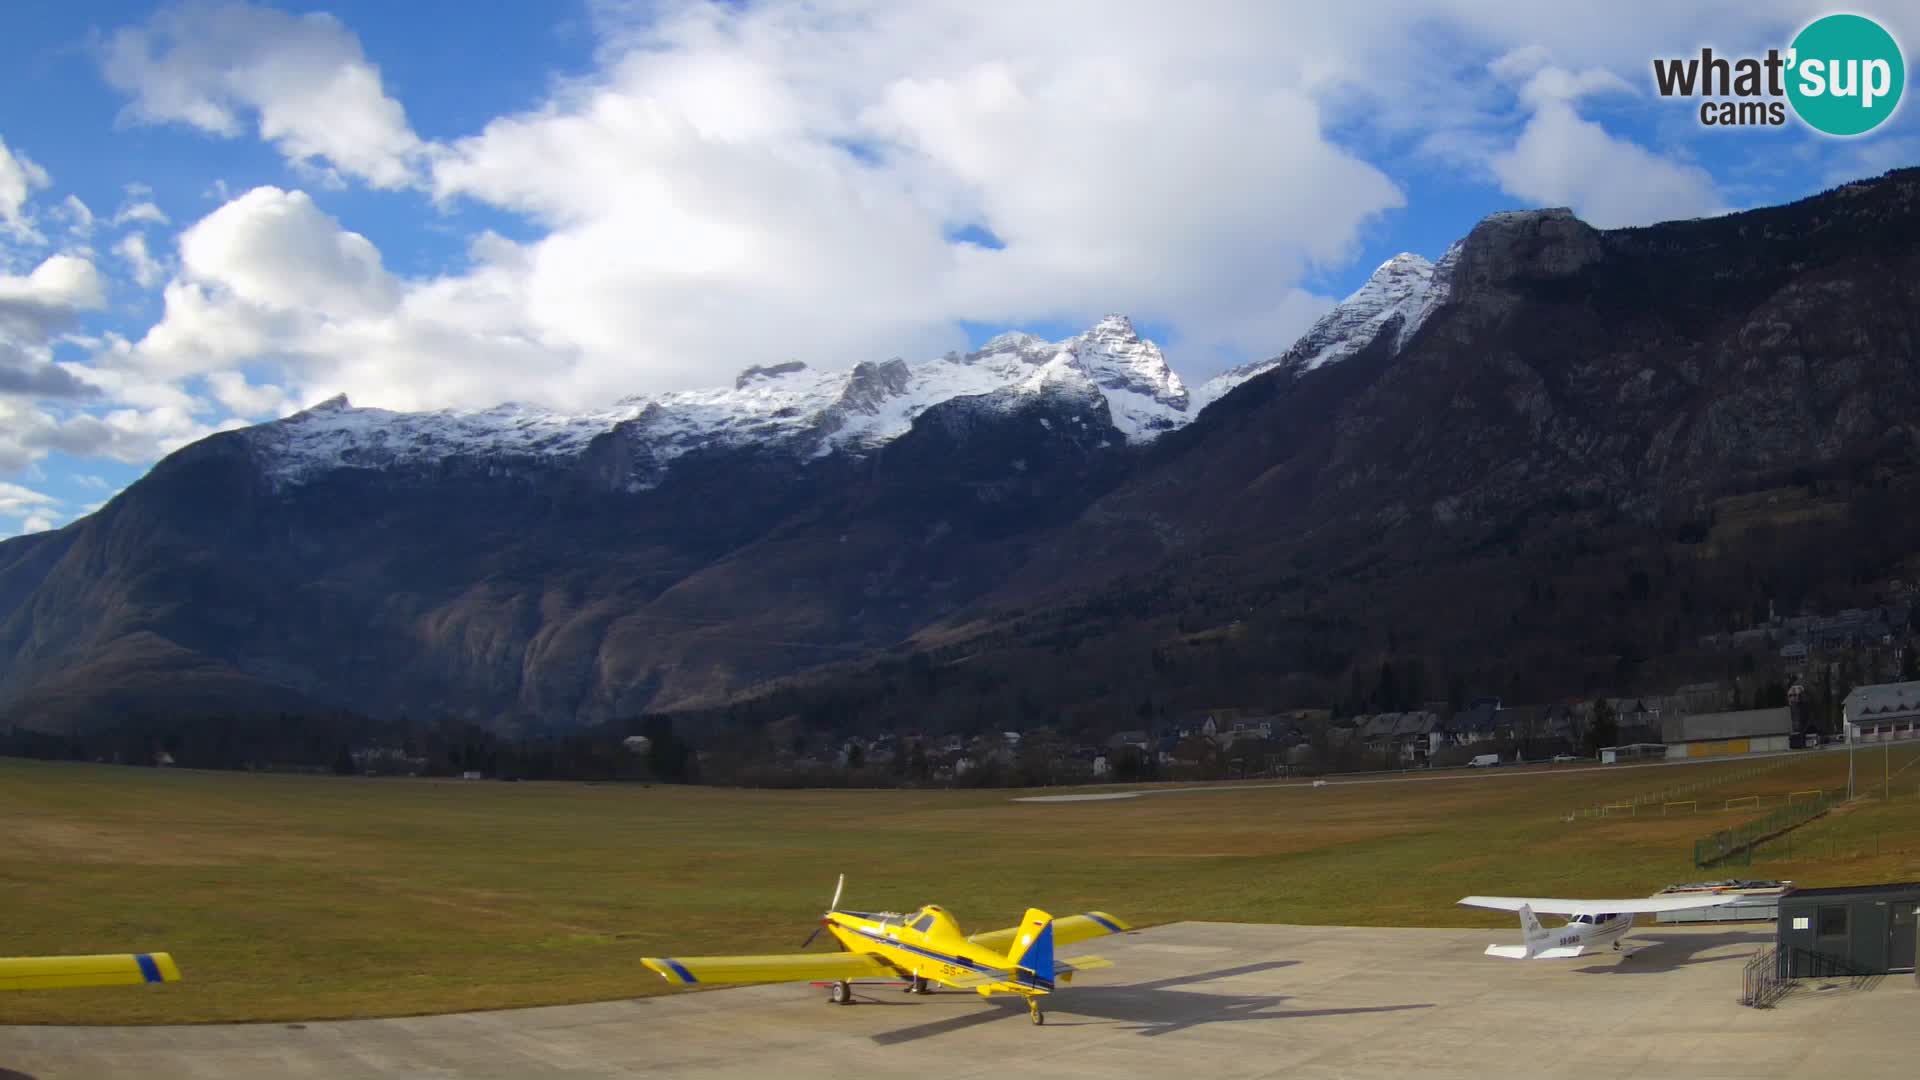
[1775,882,1919,976]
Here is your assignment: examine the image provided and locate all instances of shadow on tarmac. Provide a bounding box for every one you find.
[867,960,1433,1044]
[1571,928,1774,975]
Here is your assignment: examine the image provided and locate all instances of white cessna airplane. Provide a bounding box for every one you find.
[1458,893,1739,959]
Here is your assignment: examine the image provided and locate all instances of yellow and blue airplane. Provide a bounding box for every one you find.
[643,876,1128,1025]
[0,952,182,991]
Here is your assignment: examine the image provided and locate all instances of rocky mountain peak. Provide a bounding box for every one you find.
[832,357,914,417]
[297,393,354,417]
[735,361,808,390]
[1452,206,1604,294]
[1193,247,1453,407]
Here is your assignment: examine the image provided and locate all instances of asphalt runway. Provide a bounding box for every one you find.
[2,922,1910,1079]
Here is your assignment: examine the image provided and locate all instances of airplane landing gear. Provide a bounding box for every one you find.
[903,976,930,995]
[829,980,853,1005]
[1027,998,1045,1026]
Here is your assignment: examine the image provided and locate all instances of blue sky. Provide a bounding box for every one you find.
[0,1,1915,535]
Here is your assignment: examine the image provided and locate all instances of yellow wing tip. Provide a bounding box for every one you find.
[149,953,182,983]
[0,952,181,991]
[640,958,697,985]
[1089,911,1131,932]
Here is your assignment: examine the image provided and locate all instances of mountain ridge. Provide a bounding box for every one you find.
[7,170,1920,735]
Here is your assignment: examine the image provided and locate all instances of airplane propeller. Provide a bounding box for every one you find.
[800,874,846,949]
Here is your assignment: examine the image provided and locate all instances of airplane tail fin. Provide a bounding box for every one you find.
[1486,904,1551,959]
[1517,903,1548,959]
[1006,908,1056,986]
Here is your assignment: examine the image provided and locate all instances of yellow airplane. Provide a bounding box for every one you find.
[0,952,182,991]
[643,876,1128,1025]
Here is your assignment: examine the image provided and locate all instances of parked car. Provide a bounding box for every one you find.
[1552,754,1579,763]
[1467,753,1500,768]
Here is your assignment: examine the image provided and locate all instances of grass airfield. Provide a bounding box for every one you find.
[1,749,1917,1025]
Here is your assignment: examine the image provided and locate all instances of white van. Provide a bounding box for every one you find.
[1467,753,1500,768]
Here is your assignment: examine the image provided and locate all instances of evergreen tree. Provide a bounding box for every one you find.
[1583,698,1618,757]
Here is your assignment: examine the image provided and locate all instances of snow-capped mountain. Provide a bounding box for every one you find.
[248,314,1194,488]
[1192,247,1457,410]
[240,253,1458,490]
[17,175,1917,738]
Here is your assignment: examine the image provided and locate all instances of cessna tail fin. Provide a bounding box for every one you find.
[1006,908,1056,986]
[1486,903,1552,960]
[1519,903,1543,942]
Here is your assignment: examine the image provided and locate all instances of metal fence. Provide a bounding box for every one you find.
[1740,946,1875,1007]
[1574,756,1796,820]
[1741,947,1788,1007]
[1691,791,1838,867]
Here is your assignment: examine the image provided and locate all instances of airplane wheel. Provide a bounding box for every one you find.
[909,976,929,994]
[830,981,852,1005]
[1031,1007,1045,1026]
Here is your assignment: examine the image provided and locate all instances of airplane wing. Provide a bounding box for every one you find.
[0,953,181,991]
[967,911,1130,951]
[1458,895,1738,916]
[642,951,895,987]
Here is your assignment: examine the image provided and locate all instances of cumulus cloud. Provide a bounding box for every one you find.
[40,0,1871,483]
[0,254,109,401]
[0,479,59,525]
[116,233,166,287]
[0,254,108,341]
[204,369,297,417]
[1485,48,1727,229]
[103,1,424,188]
[116,1,1427,411]
[0,135,52,244]
[0,396,226,469]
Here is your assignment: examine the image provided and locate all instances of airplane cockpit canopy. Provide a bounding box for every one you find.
[907,905,954,935]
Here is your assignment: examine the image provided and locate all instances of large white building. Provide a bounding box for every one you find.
[1841,681,1920,744]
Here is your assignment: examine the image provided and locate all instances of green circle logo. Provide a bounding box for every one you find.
[1787,14,1905,136]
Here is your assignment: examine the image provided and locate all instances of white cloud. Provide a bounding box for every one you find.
[1485,49,1727,229]
[1490,106,1727,229]
[204,369,296,417]
[0,479,62,536]
[182,0,1412,411]
[56,195,96,239]
[103,1,424,188]
[113,200,171,228]
[0,254,108,339]
[178,187,397,316]
[0,254,110,401]
[0,479,58,518]
[116,232,167,288]
[23,0,1879,494]
[0,135,52,244]
[95,0,1840,423]
[8,401,224,466]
